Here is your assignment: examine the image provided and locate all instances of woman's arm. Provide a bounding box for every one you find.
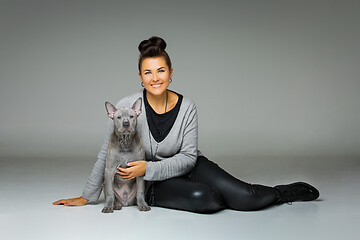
[81,117,114,201]
[53,97,131,206]
[52,118,113,206]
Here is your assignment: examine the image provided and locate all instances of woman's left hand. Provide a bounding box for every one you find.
[117,161,147,181]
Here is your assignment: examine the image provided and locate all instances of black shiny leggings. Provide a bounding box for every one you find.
[146,156,280,214]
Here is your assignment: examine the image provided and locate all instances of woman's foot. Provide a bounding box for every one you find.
[274,182,320,204]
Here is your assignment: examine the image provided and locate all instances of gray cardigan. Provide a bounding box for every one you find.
[82,90,202,202]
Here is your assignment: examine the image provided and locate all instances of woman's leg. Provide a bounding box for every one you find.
[191,156,280,211]
[146,175,226,214]
[145,156,319,213]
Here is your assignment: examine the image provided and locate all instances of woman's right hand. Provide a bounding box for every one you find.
[52,196,88,206]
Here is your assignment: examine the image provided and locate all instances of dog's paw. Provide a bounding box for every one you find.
[114,202,122,210]
[138,204,151,211]
[101,207,114,213]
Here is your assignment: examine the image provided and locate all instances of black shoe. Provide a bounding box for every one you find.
[275,182,319,204]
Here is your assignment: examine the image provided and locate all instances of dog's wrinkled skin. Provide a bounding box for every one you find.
[102,97,150,213]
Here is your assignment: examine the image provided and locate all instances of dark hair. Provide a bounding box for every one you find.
[138,36,172,72]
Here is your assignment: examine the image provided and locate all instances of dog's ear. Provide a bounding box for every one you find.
[132,97,142,116]
[105,101,117,119]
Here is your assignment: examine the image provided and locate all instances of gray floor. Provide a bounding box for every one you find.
[1,156,359,240]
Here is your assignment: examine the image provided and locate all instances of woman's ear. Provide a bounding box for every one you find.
[138,72,143,85]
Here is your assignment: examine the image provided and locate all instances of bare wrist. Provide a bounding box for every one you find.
[80,196,89,204]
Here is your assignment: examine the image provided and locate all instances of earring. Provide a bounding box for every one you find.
[170,78,173,83]
[141,82,144,87]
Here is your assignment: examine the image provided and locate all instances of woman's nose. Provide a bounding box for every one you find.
[153,73,159,81]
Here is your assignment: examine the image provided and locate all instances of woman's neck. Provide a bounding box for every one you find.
[146,90,168,114]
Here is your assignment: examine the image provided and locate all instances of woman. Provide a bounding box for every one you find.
[53,36,319,213]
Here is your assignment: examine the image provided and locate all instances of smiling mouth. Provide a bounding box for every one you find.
[151,83,162,88]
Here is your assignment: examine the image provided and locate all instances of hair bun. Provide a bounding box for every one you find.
[138,36,167,54]
[137,36,172,72]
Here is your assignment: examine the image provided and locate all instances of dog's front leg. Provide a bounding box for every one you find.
[102,167,116,213]
[136,176,151,211]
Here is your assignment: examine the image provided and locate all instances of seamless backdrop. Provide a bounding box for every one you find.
[1,0,359,159]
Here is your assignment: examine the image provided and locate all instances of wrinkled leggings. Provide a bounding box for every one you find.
[145,156,280,214]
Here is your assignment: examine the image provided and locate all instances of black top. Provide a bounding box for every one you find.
[143,89,183,143]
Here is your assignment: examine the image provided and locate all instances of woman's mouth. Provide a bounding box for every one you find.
[151,83,162,88]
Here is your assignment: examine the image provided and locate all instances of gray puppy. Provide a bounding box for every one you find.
[102,97,150,213]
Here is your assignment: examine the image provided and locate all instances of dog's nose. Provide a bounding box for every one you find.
[123,121,130,128]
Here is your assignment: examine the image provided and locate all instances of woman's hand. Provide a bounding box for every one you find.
[117,160,147,181]
[52,196,88,206]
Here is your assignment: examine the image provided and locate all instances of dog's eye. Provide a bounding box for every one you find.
[130,115,134,119]
[117,116,121,119]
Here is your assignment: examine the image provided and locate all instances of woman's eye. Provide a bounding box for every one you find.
[158,70,165,73]
[145,72,151,75]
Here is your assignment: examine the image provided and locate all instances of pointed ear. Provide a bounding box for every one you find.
[131,97,142,116]
[105,101,117,119]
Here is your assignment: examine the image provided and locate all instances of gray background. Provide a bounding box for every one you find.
[1,0,359,159]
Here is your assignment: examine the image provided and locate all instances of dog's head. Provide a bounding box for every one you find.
[105,97,142,136]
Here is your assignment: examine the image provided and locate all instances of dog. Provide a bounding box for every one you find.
[102,97,150,213]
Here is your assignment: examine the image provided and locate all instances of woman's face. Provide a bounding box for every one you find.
[138,56,173,97]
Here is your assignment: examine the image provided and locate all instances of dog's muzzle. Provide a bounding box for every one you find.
[123,121,130,128]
